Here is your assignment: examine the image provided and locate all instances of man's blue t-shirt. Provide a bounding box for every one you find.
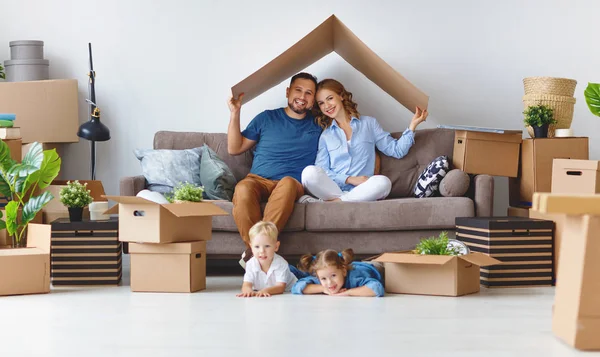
[241,108,321,182]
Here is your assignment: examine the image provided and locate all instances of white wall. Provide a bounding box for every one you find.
[2,0,599,214]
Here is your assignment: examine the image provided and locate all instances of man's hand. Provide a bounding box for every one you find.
[255,290,272,297]
[228,93,245,113]
[409,106,428,132]
[346,176,369,186]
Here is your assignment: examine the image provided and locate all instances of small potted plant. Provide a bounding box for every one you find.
[414,231,468,256]
[169,182,204,203]
[523,104,556,138]
[59,180,93,221]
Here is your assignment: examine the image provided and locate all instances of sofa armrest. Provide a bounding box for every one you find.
[473,174,494,217]
[120,175,147,196]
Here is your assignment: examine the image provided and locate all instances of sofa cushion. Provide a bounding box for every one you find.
[211,201,306,232]
[134,147,202,193]
[200,145,237,201]
[414,155,450,198]
[440,169,470,197]
[305,197,474,232]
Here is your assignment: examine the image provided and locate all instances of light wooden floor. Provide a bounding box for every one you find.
[0,256,595,357]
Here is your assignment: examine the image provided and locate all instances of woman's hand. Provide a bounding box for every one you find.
[227,93,244,113]
[409,106,428,131]
[346,176,369,186]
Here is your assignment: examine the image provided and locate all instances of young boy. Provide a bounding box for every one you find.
[236,221,297,297]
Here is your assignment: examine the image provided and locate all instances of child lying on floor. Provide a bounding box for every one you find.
[236,221,297,297]
[291,248,384,297]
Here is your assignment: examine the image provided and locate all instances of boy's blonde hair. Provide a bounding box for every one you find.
[248,221,279,243]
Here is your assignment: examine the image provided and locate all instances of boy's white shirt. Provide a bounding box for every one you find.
[243,253,297,292]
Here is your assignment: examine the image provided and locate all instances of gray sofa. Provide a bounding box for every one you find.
[120,128,493,259]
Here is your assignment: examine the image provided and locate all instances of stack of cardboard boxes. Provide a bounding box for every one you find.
[105,196,228,293]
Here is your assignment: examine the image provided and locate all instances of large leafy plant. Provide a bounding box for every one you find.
[584,83,600,117]
[0,141,61,247]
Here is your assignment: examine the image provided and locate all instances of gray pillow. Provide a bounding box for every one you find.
[200,144,237,201]
[134,147,202,192]
[439,169,470,197]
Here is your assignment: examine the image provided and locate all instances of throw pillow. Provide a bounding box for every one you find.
[414,155,450,198]
[134,147,202,193]
[439,169,470,197]
[200,144,237,201]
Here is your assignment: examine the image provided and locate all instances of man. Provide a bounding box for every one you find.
[227,72,321,265]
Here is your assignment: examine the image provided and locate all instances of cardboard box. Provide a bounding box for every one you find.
[456,216,555,287]
[373,251,500,296]
[509,138,589,207]
[4,139,22,162]
[104,196,228,244]
[42,180,107,223]
[552,159,600,195]
[0,224,51,296]
[532,193,600,351]
[0,79,79,144]
[129,241,206,293]
[50,218,122,286]
[451,130,522,177]
[507,206,530,218]
[231,15,428,112]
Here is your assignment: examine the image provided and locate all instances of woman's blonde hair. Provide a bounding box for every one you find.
[297,248,354,275]
[314,79,360,129]
[248,221,278,243]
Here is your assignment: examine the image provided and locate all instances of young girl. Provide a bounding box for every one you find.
[291,248,384,297]
[300,78,428,203]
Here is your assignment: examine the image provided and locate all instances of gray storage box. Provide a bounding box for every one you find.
[10,40,44,60]
[4,59,50,82]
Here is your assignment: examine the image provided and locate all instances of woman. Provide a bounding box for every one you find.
[300,79,428,202]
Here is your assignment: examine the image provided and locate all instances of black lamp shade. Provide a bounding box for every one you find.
[77,119,111,141]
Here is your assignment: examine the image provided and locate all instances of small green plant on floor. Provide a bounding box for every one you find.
[169,182,204,203]
[0,142,61,247]
[414,231,460,256]
[523,104,556,127]
[59,180,93,208]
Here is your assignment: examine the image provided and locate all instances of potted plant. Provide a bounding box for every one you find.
[168,182,204,203]
[584,83,600,117]
[523,104,556,138]
[0,141,61,247]
[59,180,93,221]
[414,231,468,256]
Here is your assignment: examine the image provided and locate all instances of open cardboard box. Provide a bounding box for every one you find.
[104,196,229,244]
[373,251,501,296]
[0,224,51,296]
[42,180,107,223]
[232,14,428,112]
[0,79,79,144]
[129,241,206,293]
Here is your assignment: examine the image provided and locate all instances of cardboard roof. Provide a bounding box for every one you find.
[231,15,428,112]
[103,196,229,217]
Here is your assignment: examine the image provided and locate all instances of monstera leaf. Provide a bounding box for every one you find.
[584,83,600,117]
[23,148,61,194]
[21,191,54,225]
[5,201,19,236]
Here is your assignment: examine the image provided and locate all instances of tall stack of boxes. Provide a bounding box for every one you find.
[105,196,228,293]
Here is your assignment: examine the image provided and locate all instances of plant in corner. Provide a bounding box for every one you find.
[59,180,93,222]
[584,83,600,117]
[168,182,204,203]
[0,141,61,247]
[523,104,556,138]
[414,231,461,256]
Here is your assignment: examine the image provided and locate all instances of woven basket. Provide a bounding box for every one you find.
[523,94,576,138]
[523,77,577,97]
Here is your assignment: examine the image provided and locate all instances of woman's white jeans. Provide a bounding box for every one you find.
[301,165,392,202]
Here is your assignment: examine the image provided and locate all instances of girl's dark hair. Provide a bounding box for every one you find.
[297,248,354,275]
[313,79,360,129]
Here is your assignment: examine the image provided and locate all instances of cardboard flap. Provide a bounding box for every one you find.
[458,130,523,144]
[532,193,600,215]
[553,158,600,171]
[459,252,501,267]
[103,195,157,205]
[26,223,51,254]
[104,204,119,215]
[162,202,229,217]
[129,241,206,255]
[231,15,428,112]
[373,252,455,265]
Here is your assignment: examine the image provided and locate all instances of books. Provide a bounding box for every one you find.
[436,124,522,135]
[0,127,21,140]
[0,114,16,121]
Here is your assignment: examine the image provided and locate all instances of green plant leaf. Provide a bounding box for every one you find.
[0,140,15,173]
[584,83,600,117]
[0,220,5,231]
[22,191,53,224]
[5,200,19,236]
[23,149,61,194]
[0,174,11,198]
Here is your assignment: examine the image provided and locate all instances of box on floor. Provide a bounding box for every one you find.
[0,224,51,296]
[129,241,206,293]
[509,137,588,207]
[104,196,228,244]
[373,251,500,296]
[451,130,522,177]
